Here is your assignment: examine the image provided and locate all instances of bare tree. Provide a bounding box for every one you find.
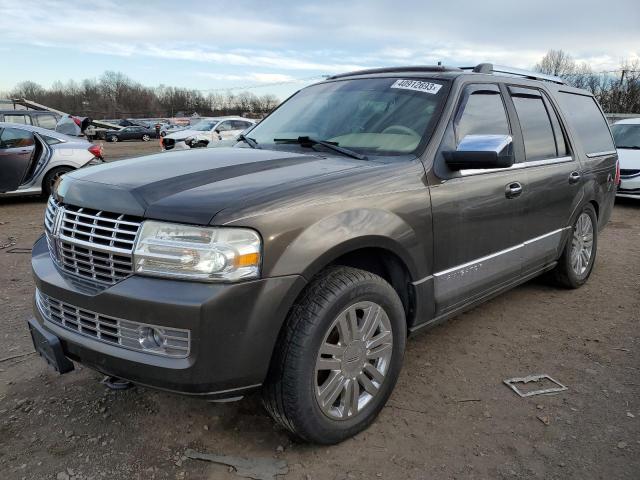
[535,50,640,113]
[534,50,577,77]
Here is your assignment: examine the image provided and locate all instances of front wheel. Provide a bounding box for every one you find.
[142,134,150,142]
[262,266,406,444]
[550,203,598,288]
[108,136,118,143]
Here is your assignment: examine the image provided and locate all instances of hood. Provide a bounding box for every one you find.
[617,148,640,168]
[165,128,208,140]
[56,147,367,225]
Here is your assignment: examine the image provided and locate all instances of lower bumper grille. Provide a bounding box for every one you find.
[36,290,190,358]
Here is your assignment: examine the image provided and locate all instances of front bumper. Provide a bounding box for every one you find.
[617,175,640,198]
[162,139,189,151]
[30,235,305,398]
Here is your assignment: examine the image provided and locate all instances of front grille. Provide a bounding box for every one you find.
[45,197,142,285]
[620,169,640,178]
[36,290,190,358]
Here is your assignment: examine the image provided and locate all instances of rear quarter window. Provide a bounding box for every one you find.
[557,92,614,156]
[36,114,58,129]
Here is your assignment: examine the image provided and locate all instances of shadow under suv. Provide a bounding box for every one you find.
[25,63,618,444]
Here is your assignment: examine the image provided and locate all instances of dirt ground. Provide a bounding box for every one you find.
[0,142,638,479]
[96,139,165,161]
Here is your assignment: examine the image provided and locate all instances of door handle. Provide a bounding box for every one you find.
[568,171,581,184]
[505,182,523,199]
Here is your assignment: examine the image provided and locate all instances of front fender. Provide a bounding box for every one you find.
[267,208,423,281]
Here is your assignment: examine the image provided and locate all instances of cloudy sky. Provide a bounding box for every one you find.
[1,0,638,97]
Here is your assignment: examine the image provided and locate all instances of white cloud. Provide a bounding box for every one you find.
[0,0,638,80]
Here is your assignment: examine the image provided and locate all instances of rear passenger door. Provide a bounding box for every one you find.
[0,127,36,192]
[506,86,582,274]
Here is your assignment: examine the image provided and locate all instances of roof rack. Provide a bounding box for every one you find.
[328,65,462,80]
[461,63,565,85]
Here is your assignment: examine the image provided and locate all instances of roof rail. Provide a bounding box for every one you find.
[328,65,462,80]
[460,63,566,85]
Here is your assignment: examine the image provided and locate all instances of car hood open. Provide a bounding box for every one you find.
[55,147,367,225]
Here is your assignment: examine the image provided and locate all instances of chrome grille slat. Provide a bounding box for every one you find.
[61,218,137,236]
[43,196,141,285]
[62,208,141,227]
[36,290,191,358]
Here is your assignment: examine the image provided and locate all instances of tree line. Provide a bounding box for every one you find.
[535,50,640,113]
[4,52,639,119]
[3,71,281,119]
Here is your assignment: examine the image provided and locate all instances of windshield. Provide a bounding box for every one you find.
[248,77,448,156]
[191,120,219,131]
[611,123,640,149]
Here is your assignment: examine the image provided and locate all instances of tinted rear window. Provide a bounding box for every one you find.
[557,92,614,155]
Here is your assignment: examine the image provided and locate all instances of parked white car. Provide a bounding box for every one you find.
[0,122,103,197]
[611,118,640,199]
[161,116,256,151]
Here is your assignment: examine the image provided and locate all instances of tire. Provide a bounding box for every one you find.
[262,266,406,444]
[108,136,118,143]
[42,167,72,197]
[142,134,150,142]
[550,203,598,288]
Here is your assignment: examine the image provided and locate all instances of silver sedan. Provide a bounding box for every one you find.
[0,122,104,197]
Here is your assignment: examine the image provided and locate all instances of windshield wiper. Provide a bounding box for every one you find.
[237,133,260,149]
[617,145,640,150]
[274,136,367,160]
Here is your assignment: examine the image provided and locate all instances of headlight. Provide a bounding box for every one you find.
[133,221,261,282]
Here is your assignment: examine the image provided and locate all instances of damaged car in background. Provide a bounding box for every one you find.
[0,122,103,197]
[161,116,255,150]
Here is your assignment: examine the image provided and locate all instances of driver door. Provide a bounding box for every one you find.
[428,83,526,315]
[0,127,36,192]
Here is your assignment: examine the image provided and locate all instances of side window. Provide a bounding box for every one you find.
[231,120,252,130]
[4,114,30,125]
[36,114,57,129]
[217,121,233,132]
[454,85,510,143]
[0,128,35,148]
[556,92,615,156]
[509,88,557,161]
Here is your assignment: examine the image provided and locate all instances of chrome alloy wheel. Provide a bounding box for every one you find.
[571,212,594,276]
[314,301,393,420]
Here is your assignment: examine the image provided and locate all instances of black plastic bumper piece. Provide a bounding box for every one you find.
[28,317,74,374]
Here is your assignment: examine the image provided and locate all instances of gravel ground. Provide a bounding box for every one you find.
[0,143,638,479]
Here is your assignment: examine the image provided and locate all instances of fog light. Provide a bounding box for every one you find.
[138,326,166,351]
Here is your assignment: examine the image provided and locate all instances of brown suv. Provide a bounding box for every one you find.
[26,63,618,444]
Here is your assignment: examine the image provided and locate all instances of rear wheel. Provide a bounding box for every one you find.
[262,266,406,444]
[42,167,72,197]
[550,203,597,288]
[142,134,151,142]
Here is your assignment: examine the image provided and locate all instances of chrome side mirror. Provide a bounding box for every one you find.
[445,134,514,170]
